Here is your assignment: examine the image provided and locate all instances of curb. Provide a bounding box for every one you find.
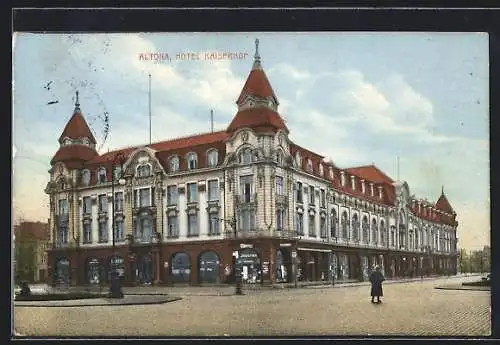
[14,296,182,308]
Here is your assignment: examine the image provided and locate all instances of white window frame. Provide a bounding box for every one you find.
[169,156,179,172]
[167,215,178,237]
[97,167,107,184]
[187,182,198,203]
[207,179,219,201]
[167,185,178,205]
[187,152,198,170]
[275,176,284,196]
[207,149,219,168]
[188,213,199,236]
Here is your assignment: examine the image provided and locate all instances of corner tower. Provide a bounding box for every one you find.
[227,39,289,134]
[50,91,98,169]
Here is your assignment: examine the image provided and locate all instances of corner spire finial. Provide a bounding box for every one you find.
[441,185,444,195]
[254,38,260,62]
[74,90,80,112]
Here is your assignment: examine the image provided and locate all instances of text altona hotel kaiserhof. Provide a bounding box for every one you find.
[45,39,458,287]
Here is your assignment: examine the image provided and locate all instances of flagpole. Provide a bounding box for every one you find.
[149,73,152,145]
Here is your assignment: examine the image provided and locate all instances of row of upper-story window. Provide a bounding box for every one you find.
[77,148,264,187]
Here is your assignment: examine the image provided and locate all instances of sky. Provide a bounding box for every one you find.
[12,32,489,251]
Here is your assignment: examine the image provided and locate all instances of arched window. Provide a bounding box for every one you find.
[371,218,378,244]
[187,153,198,170]
[239,148,253,164]
[81,169,91,186]
[380,220,386,246]
[136,164,151,178]
[198,251,220,284]
[207,149,219,168]
[341,211,348,239]
[330,209,337,238]
[171,252,191,283]
[362,216,369,244]
[97,167,107,184]
[169,156,179,172]
[306,159,313,173]
[352,213,360,242]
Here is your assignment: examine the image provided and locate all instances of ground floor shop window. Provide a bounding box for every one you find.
[171,252,191,283]
[54,257,70,285]
[86,258,102,284]
[238,249,261,284]
[338,254,349,280]
[136,254,153,284]
[275,249,288,283]
[109,255,125,281]
[198,251,220,283]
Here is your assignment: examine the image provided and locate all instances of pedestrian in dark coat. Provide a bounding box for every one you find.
[370,266,385,303]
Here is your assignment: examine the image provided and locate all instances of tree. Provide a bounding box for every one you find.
[459,248,469,274]
[14,224,38,283]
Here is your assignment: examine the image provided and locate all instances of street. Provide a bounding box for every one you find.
[14,276,490,337]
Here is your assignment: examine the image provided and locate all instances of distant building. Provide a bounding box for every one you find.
[14,221,50,283]
[45,40,458,286]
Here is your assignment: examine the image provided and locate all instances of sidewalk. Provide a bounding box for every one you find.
[43,274,480,296]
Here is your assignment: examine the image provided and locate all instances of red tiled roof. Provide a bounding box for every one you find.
[435,193,454,214]
[14,221,50,241]
[58,110,97,144]
[226,108,289,134]
[345,165,394,184]
[51,145,98,167]
[236,68,278,105]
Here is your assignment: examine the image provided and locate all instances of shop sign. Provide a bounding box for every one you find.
[280,243,292,247]
[240,243,253,249]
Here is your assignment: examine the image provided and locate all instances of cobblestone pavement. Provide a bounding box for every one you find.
[14,276,490,337]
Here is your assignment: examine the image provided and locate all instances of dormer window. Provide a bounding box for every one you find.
[187,153,198,170]
[306,159,313,173]
[169,156,179,172]
[239,148,253,164]
[136,164,151,178]
[329,168,334,180]
[113,166,122,181]
[207,149,219,168]
[351,176,356,191]
[63,137,72,146]
[295,152,301,167]
[341,171,346,187]
[319,164,324,177]
[378,186,383,200]
[370,183,374,197]
[97,168,107,184]
[81,169,90,186]
[361,180,366,194]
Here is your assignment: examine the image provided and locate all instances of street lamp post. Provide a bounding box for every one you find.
[108,153,126,299]
[218,215,242,295]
